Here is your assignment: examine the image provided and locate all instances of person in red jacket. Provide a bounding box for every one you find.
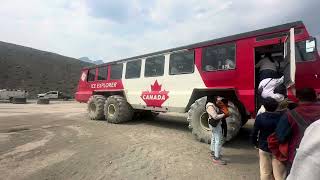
[276,88,320,173]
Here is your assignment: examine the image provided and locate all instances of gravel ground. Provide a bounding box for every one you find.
[0,101,259,180]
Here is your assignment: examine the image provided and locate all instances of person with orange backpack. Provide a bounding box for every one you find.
[206,96,229,165]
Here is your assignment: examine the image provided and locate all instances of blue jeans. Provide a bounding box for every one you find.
[209,122,222,158]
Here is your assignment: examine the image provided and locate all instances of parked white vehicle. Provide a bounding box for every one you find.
[37,91,70,100]
[0,89,28,103]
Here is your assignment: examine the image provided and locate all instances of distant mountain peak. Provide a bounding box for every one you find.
[79,57,104,65]
[79,57,90,61]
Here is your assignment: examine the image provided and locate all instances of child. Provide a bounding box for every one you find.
[252,97,287,180]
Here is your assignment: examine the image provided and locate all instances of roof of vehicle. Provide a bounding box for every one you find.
[85,21,304,69]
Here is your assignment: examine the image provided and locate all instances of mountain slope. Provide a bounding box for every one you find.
[0,41,93,98]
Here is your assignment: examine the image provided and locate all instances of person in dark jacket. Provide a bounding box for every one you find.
[256,52,278,82]
[276,88,320,173]
[252,97,287,180]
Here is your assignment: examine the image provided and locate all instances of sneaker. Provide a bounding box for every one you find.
[212,157,227,165]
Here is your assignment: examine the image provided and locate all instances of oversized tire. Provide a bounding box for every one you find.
[104,95,133,123]
[37,98,49,104]
[12,97,27,104]
[87,95,106,120]
[234,100,249,126]
[187,96,242,144]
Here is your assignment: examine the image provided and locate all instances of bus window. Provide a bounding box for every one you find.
[144,55,165,77]
[97,66,108,80]
[110,64,123,80]
[295,40,317,62]
[87,68,96,82]
[125,60,141,79]
[202,43,236,71]
[169,50,194,75]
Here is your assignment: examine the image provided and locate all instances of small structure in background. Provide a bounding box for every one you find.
[0,89,28,104]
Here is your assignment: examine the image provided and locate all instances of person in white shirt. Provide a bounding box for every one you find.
[256,53,278,82]
[287,120,320,180]
[225,59,235,69]
[257,76,286,115]
[259,76,285,102]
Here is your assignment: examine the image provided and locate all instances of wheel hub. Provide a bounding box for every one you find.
[108,104,116,116]
[89,103,96,113]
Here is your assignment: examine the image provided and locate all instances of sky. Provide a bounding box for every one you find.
[0,0,319,62]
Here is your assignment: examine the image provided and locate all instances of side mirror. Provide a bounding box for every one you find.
[306,37,317,53]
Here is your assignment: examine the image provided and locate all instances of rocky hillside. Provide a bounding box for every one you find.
[0,41,93,98]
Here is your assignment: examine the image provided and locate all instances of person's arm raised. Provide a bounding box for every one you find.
[207,105,225,120]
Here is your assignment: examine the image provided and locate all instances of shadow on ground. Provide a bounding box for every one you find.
[126,113,190,132]
[225,124,253,150]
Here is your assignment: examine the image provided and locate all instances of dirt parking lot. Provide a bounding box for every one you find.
[0,101,259,180]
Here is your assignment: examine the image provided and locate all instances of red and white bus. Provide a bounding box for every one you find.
[75,21,320,143]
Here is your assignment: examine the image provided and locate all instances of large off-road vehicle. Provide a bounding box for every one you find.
[75,21,320,143]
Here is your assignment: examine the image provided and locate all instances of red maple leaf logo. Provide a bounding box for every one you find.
[141,80,169,107]
[151,80,162,91]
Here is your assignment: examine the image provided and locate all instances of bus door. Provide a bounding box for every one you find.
[283,28,296,88]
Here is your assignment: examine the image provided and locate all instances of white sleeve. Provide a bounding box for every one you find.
[258,79,267,89]
[267,76,284,88]
[270,93,284,102]
[287,120,320,180]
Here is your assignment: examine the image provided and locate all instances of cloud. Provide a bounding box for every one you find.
[0,0,319,61]
[85,1,133,23]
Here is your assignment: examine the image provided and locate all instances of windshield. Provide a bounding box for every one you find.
[295,40,317,62]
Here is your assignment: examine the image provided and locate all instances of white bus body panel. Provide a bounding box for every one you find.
[122,54,205,112]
